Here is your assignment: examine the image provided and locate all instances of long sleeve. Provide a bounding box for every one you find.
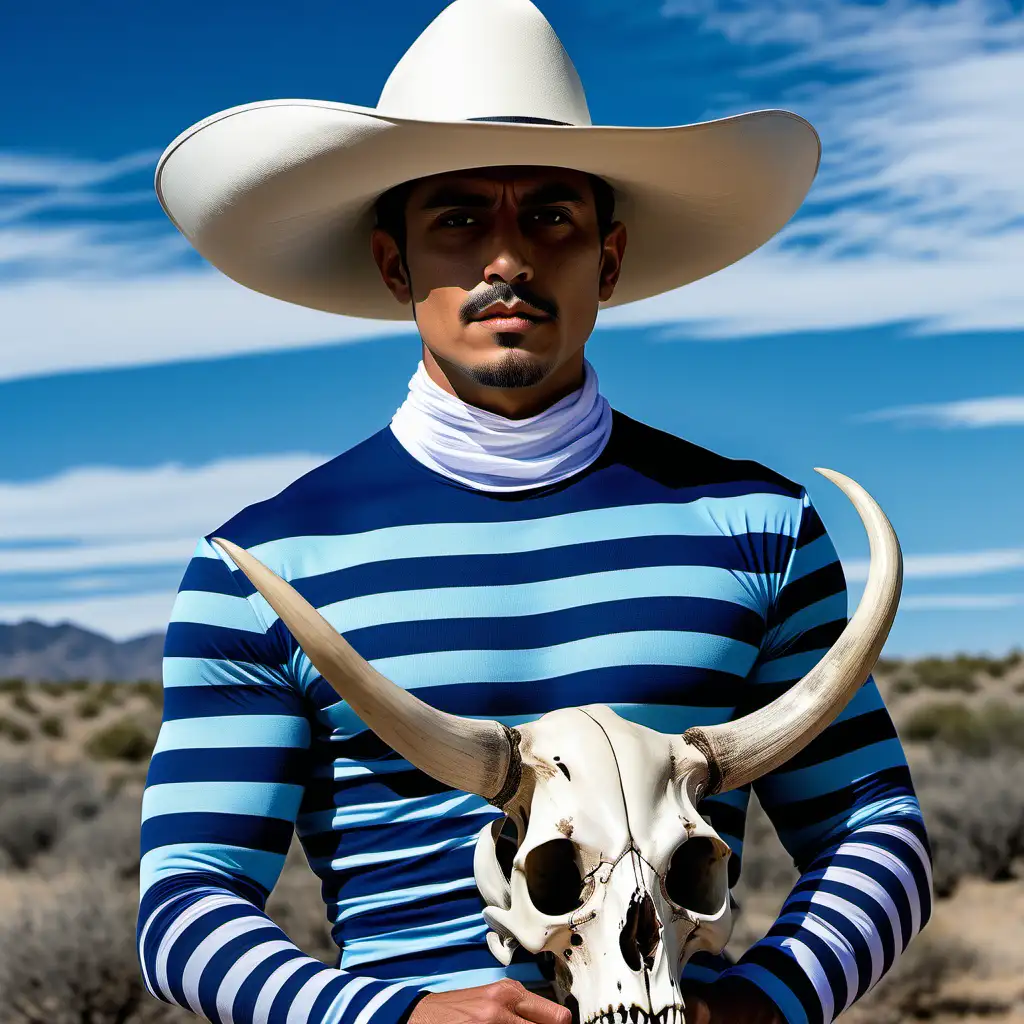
[137,538,427,1024]
[720,492,933,1024]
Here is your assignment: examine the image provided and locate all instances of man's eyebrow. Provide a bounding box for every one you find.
[416,181,587,211]
[418,186,494,211]
[519,182,587,206]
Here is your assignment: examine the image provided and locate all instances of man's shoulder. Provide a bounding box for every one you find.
[205,426,406,549]
[608,409,805,501]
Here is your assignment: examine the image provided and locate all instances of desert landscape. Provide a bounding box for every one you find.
[1,650,1023,1024]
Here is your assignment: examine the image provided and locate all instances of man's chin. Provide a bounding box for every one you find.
[463,347,551,390]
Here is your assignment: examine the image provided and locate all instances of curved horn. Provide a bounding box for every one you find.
[683,468,902,795]
[212,538,521,806]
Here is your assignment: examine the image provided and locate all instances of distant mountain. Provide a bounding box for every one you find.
[0,621,164,682]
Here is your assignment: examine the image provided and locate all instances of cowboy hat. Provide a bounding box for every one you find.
[155,0,820,320]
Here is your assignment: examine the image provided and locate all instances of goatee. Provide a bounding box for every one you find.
[466,346,549,389]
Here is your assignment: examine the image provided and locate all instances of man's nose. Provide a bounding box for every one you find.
[483,222,534,284]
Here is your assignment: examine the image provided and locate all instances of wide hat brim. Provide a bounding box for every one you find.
[156,99,820,320]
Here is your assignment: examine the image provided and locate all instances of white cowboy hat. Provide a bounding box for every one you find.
[155,0,820,321]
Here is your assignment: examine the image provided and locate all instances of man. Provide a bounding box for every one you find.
[138,3,932,1024]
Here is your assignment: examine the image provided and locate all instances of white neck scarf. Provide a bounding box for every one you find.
[389,359,612,492]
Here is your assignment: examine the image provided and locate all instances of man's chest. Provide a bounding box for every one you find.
[302,556,770,741]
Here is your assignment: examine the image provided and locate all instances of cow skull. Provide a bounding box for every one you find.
[214,468,902,1024]
[473,705,733,1024]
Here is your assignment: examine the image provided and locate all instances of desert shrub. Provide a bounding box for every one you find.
[0,714,31,742]
[874,656,901,671]
[844,928,980,1024]
[43,793,143,880]
[76,693,105,718]
[962,701,1023,748]
[732,793,798,895]
[0,761,54,806]
[0,760,51,799]
[132,679,164,710]
[0,798,68,869]
[0,869,191,1024]
[985,648,1022,679]
[902,701,976,747]
[912,751,1024,897]
[909,656,983,693]
[902,700,1024,755]
[733,749,1024,903]
[11,691,39,715]
[38,714,65,738]
[0,764,103,869]
[85,716,157,762]
[265,838,337,963]
[96,680,127,706]
[889,674,921,697]
[75,683,132,719]
[0,676,27,693]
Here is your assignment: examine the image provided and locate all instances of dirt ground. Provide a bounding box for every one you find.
[2,654,1024,1023]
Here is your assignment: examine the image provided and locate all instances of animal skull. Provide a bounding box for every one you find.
[214,468,902,1024]
[473,705,733,1024]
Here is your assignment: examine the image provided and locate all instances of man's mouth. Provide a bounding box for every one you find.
[473,313,548,333]
[478,313,546,322]
[473,311,551,331]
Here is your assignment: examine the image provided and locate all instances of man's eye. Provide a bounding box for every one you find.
[440,213,477,228]
[531,209,571,226]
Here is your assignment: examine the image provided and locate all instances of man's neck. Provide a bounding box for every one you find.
[421,346,586,419]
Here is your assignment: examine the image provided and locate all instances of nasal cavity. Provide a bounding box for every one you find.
[619,889,660,973]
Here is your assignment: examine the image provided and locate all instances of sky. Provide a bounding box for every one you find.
[1,0,1021,657]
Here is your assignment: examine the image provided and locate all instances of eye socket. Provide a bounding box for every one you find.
[525,838,585,916]
[493,815,518,882]
[663,837,727,915]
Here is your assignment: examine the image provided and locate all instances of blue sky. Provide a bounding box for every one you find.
[1,0,1021,656]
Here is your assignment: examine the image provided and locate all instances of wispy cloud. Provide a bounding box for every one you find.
[635,0,1024,337]
[0,453,339,637]
[845,547,1024,582]
[0,150,160,189]
[0,272,416,383]
[856,395,1024,428]
[0,454,327,585]
[900,593,1024,611]
[0,149,178,280]
[1,2,1023,381]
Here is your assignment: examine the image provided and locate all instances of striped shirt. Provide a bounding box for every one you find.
[138,411,932,1024]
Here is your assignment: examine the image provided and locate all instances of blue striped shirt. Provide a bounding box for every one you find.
[138,411,932,1024]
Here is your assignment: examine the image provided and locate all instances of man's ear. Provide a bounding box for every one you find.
[598,221,627,302]
[370,227,412,305]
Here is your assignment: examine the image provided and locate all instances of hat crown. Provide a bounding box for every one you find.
[376,0,592,127]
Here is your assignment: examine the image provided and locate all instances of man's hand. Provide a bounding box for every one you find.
[683,980,782,1024]
[409,980,572,1024]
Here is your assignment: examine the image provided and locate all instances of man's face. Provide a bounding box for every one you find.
[371,165,626,392]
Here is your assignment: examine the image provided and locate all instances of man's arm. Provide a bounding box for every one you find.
[711,491,933,1024]
[138,537,429,1024]
[139,537,572,1024]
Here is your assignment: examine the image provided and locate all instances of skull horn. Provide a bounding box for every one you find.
[683,468,902,795]
[212,538,521,806]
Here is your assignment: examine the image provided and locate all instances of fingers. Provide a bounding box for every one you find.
[511,987,573,1024]
[682,994,711,1024]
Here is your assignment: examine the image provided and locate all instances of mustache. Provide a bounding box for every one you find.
[459,281,559,325]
